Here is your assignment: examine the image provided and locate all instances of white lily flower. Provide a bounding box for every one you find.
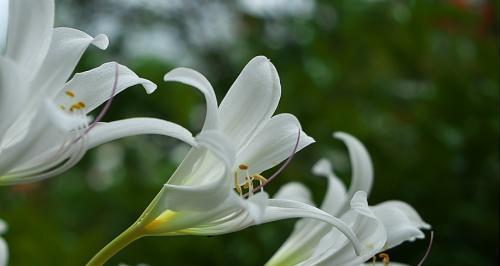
[87,56,365,265]
[0,0,159,184]
[266,132,430,266]
[0,219,8,266]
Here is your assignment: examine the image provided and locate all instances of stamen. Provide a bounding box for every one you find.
[252,174,267,183]
[243,128,301,197]
[59,105,66,110]
[417,230,434,266]
[239,163,249,170]
[234,172,242,196]
[378,253,390,266]
[245,170,254,196]
[371,256,376,266]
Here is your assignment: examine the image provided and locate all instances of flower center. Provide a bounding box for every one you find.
[233,163,268,197]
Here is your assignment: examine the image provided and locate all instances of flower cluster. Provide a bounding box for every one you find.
[0,0,430,265]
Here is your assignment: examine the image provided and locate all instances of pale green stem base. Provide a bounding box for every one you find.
[86,223,144,266]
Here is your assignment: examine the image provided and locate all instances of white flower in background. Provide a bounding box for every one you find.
[0,219,7,266]
[0,0,163,185]
[266,132,430,266]
[87,56,367,265]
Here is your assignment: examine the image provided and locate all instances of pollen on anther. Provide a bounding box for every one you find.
[238,163,249,170]
[77,101,86,108]
[59,105,66,110]
[65,90,75,98]
[378,253,390,265]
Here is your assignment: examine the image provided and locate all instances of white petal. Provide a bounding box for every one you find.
[87,118,196,149]
[273,182,314,206]
[237,113,315,176]
[154,130,235,212]
[263,198,363,256]
[55,62,156,114]
[164,67,218,130]
[218,56,281,150]
[5,0,53,72]
[0,237,7,266]
[239,192,269,224]
[371,202,426,249]
[0,101,54,179]
[143,193,248,236]
[32,27,108,99]
[0,57,26,140]
[9,117,195,181]
[333,132,374,213]
[4,100,89,174]
[375,200,431,230]
[267,182,337,266]
[303,192,386,266]
[312,158,348,216]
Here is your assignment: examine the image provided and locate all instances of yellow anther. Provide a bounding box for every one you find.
[70,102,86,111]
[65,90,75,98]
[59,105,66,110]
[70,104,80,111]
[239,163,249,170]
[378,253,390,266]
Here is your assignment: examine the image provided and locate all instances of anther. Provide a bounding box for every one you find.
[77,101,86,108]
[65,90,75,98]
[378,253,390,266]
[239,163,249,170]
[59,105,66,110]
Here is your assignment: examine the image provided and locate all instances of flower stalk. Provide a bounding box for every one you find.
[86,223,144,266]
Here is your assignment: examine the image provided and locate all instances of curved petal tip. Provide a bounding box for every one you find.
[312,158,333,177]
[91,34,109,50]
[141,79,158,94]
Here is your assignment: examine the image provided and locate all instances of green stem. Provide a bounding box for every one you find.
[86,223,144,266]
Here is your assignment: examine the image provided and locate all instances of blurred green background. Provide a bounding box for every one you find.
[0,0,498,265]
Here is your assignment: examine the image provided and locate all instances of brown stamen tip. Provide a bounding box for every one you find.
[239,164,249,170]
[378,253,390,265]
[65,90,75,98]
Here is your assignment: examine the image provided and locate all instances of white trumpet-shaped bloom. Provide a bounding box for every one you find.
[88,57,367,265]
[0,219,7,266]
[138,57,363,244]
[0,0,160,184]
[266,132,430,266]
